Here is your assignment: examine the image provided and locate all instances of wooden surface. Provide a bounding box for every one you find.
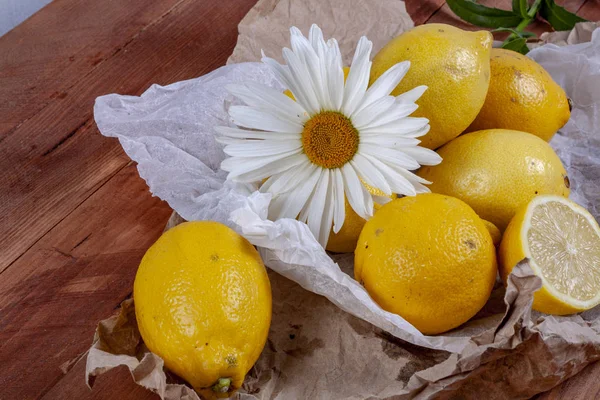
[0,0,598,399]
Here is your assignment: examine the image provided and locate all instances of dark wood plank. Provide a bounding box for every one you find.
[0,165,172,399]
[0,0,183,137]
[0,0,257,273]
[404,0,446,26]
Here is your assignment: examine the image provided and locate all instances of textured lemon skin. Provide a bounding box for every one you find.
[417,129,570,232]
[355,194,497,335]
[370,23,492,150]
[482,219,501,247]
[467,49,570,141]
[134,221,272,399]
[499,201,584,315]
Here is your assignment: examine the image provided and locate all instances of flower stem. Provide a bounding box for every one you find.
[504,0,543,44]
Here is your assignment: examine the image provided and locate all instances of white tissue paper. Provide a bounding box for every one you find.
[94,29,600,353]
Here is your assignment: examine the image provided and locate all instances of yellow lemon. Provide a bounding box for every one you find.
[134,221,272,399]
[370,23,492,149]
[467,48,570,141]
[482,219,502,247]
[499,195,600,314]
[355,193,497,335]
[417,129,570,231]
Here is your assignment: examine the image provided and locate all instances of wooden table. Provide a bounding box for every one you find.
[0,0,598,399]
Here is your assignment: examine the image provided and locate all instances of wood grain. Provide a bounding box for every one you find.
[0,0,257,273]
[0,0,184,137]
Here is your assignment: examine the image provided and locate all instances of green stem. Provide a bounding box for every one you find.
[505,0,543,42]
[212,377,232,393]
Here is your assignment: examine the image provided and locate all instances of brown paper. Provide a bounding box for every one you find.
[86,2,600,399]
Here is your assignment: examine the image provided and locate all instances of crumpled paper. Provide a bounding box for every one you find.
[87,1,600,398]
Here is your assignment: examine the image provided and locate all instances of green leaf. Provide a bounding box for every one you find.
[501,37,529,54]
[492,27,537,38]
[447,0,523,28]
[512,0,529,18]
[539,0,587,31]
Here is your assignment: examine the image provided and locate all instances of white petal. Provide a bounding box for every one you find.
[396,85,427,104]
[269,165,320,220]
[357,102,419,129]
[361,153,416,196]
[360,117,429,135]
[319,172,335,246]
[289,28,328,109]
[224,151,305,181]
[262,53,318,115]
[226,82,308,123]
[359,143,420,170]
[342,163,373,220]
[351,154,392,196]
[385,163,432,193]
[282,47,322,114]
[399,146,442,166]
[360,134,420,148]
[351,96,395,129]
[354,61,410,115]
[215,126,299,141]
[326,38,344,111]
[223,139,302,157]
[261,161,313,194]
[332,168,345,233]
[308,24,326,54]
[342,36,372,116]
[299,169,330,246]
[229,106,303,133]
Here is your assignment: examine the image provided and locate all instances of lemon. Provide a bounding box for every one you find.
[499,195,600,314]
[482,219,502,247]
[134,221,272,399]
[355,193,497,334]
[417,129,570,231]
[370,23,492,149]
[467,48,570,141]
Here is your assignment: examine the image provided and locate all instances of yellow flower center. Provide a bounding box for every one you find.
[301,111,359,169]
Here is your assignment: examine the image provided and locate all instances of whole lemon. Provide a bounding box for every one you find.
[467,48,570,141]
[134,221,271,399]
[355,193,497,335]
[417,129,570,231]
[370,23,492,149]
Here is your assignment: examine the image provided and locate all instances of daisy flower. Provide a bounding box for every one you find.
[217,24,442,248]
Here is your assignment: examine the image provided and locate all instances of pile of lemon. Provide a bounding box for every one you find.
[130,23,600,398]
[354,23,600,335]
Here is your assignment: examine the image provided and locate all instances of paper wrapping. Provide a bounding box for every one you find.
[86,0,600,396]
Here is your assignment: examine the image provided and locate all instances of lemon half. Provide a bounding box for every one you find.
[499,195,600,314]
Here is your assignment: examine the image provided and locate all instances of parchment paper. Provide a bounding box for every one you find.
[86,0,600,397]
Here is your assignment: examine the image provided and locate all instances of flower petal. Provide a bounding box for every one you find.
[215,126,299,141]
[332,168,345,233]
[224,151,305,181]
[350,154,392,196]
[223,139,302,157]
[229,106,303,133]
[357,102,419,129]
[361,153,416,196]
[359,134,420,148]
[360,117,429,135]
[261,160,313,194]
[396,85,427,104]
[326,38,344,111]
[359,143,420,170]
[353,61,410,115]
[342,36,372,116]
[342,163,373,220]
[351,95,395,129]
[399,146,442,166]
[226,82,308,123]
[269,165,321,220]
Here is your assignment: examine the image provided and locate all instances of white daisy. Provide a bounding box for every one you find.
[217,24,442,248]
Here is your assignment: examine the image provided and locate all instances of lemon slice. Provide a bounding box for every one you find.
[499,195,600,314]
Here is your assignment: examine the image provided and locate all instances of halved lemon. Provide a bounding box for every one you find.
[499,195,600,314]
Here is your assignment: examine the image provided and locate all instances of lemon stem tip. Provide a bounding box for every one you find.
[212,378,232,393]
